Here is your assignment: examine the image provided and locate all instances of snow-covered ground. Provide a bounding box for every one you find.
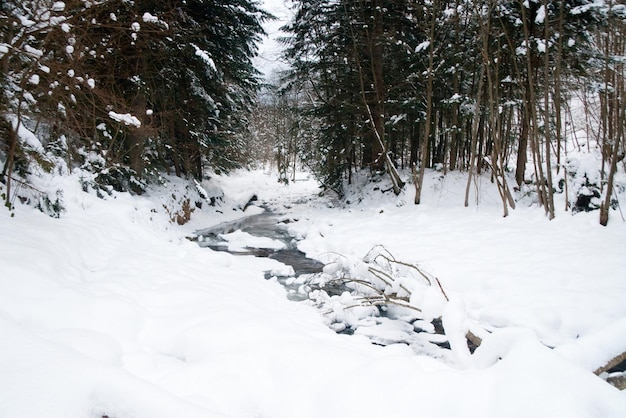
[1,167,625,418]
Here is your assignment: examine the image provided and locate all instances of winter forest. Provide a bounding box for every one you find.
[1,0,626,417]
[2,0,624,221]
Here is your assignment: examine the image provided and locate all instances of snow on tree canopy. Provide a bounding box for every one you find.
[192,44,217,72]
[415,41,430,53]
[108,111,141,127]
[535,5,546,24]
[142,12,169,29]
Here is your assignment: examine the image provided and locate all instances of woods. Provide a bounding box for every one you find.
[276,0,625,222]
[1,0,625,224]
[1,0,267,205]
[1,2,625,413]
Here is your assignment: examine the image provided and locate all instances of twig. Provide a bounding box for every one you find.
[434,277,449,302]
[372,251,433,286]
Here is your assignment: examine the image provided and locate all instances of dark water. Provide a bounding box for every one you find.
[194,212,325,293]
[194,211,456,353]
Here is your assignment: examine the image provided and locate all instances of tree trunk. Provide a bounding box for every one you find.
[415,0,438,204]
[464,67,485,207]
[542,0,555,219]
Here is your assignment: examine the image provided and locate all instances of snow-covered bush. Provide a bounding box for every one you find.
[303,245,449,336]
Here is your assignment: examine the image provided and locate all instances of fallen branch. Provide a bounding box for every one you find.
[594,350,626,376]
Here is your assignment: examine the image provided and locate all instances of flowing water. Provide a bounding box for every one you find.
[193,210,457,357]
[194,211,325,300]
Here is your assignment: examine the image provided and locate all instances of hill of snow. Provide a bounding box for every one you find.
[1,168,625,418]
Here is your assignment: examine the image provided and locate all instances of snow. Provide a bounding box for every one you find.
[108,111,141,127]
[52,1,66,12]
[535,5,546,24]
[415,40,431,53]
[192,44,217,73]
[219,229,286,251]
[24,44,43,58]
[537,39,546,53]
[0,167,625,418]
[8,115,44,151]
[142,12,169,29]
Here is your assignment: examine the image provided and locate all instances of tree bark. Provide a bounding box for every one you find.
[415,0,438,204]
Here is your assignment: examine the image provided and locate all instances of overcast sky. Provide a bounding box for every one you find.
[255,0,292,79]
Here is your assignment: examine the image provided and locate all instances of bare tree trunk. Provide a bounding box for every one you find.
[542,0,555,219]
[520,1,549,215]
[516,107,529,187]
[600,134,622,226]
[600,2,626,226]
[600,5,624,226]
[3,76,30,208]
[3,122,19,208]
[554,0,566,176]
[415,0,438,204]
[464,66,485,207]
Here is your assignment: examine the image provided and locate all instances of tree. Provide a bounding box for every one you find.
[598,0,625,225]
[283,0,421,195]
[1,0,268,207]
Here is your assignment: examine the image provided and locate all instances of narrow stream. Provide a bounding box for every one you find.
[196,212,626,385]
[193,211,457,359]
[194,211,325,300]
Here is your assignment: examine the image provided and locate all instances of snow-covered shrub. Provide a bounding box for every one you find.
[566,150,622,213]
[94,165,147,196]
[304,245,448,334]
[0,116,67,217]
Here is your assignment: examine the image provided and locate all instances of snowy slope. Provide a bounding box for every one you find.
[1,168,625,418]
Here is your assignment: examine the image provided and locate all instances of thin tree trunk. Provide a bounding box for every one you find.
[520,1,549,214]
[554,0,565,175]
[542,0,555,219]
[464,66,486,207]
[345,1,404,195]
[415,0,438,204]
[600,7,624,225]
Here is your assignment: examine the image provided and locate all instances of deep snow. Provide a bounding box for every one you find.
[1,167,626,418]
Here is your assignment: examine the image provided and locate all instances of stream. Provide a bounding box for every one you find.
[193,210,455,359]
[197,210,626,386]
[194,211,325,301]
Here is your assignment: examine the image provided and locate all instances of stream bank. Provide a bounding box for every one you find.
[194,210,325,301]
[192,209,456,361]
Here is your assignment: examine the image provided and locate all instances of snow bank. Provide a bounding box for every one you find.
[1,169,625,418]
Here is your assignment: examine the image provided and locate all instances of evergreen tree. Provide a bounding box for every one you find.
[282,0,417,195]
[1,0,268,202]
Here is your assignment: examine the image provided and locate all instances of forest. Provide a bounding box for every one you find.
[1,2,626,416]
[1,0,625,224]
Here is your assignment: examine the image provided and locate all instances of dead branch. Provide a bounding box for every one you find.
[594,350,626,376]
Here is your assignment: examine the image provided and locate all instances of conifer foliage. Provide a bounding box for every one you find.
[281,0,622,222]
[1,0,267,206]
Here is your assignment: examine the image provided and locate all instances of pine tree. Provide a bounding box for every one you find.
[1,0,268,200]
